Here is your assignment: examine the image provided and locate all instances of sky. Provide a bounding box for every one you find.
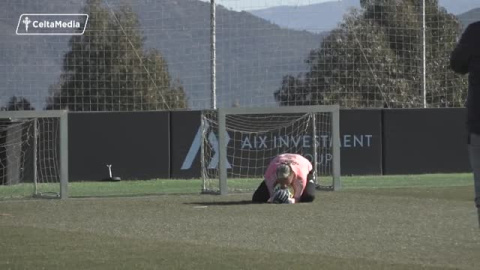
[199,0,336,11]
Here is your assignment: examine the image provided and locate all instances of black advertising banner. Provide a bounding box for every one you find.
[69,112,170,181]
[340,110,382,175]
[67,108,469,180]
[383,108,469,174]
[170,110,383,178]
[170,111,203,179]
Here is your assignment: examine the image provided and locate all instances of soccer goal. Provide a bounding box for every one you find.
[0,110,68,199]
[201,105,340,195]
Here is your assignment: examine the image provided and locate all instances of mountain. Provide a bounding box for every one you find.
[249,0,480,33]
[439,0,480,15]
[249,0,360,33]
[0,0,323,110]
[457,8,480,28]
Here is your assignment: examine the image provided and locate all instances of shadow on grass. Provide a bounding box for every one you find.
[185,200,256,206]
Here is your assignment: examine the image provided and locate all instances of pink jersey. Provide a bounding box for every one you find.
[264,154,313,201]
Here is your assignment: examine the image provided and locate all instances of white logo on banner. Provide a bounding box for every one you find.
[181,123,373,170]
[22,16,32,32]
[181,123,231,170]
[16,14,88,35]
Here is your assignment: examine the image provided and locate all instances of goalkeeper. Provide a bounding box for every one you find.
[252,153,315,204]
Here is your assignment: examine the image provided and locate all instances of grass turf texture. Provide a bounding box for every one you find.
[0,173,475,199]
[0,173,479,269]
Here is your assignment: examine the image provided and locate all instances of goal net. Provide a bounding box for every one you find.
[0,111,68,200]
[201,105,340,195]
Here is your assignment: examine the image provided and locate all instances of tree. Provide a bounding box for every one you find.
[275,0,467,108]
[2,96,35,111]
[274,75,311,106]
[46,0,187,111]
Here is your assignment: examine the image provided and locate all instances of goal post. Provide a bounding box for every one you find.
[0,110,68,199]
[201,105,341,195]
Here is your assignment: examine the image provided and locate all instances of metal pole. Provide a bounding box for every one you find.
[312,113,318,184]
[60,112,69,199]
[218,109,227,195]
[211,0,217,110]
[422,0,427,108]
[33,119,38,195]
[332,109,341,190]
[200,113,206,192]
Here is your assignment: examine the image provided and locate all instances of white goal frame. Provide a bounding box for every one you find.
[0,110,69,199]
[216,105,341,195]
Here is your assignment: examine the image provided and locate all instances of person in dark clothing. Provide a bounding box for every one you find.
[450,21,480,228]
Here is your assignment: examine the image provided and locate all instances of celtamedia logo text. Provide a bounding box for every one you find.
[16,14,88,35]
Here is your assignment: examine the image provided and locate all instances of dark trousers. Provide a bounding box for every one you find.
[468,133,480,208]
[252,179,316,203]
[468,133,480,227]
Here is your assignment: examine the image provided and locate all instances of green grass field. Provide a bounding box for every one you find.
[0,174,479,269]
